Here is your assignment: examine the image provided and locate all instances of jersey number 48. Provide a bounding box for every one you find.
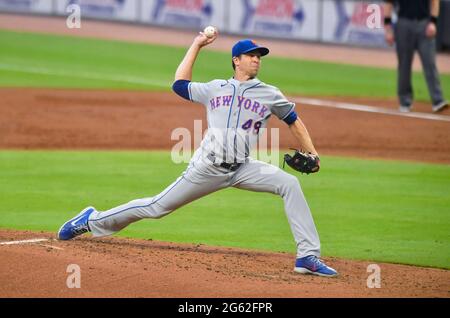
[241,119,262,134]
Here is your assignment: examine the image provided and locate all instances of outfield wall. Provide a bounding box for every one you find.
[0,0,436,49]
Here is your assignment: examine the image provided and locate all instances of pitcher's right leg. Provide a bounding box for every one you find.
[88,168,227,237]
[57,154,230,239]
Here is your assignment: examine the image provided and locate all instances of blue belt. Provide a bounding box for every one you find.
[207,153,243,171]
[219,162,242,171]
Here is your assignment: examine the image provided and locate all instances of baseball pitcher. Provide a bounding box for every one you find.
[57,31,338,277]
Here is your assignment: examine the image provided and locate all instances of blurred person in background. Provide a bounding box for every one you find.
[384,0,448,113]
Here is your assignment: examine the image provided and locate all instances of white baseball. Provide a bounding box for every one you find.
[203,26,216,38]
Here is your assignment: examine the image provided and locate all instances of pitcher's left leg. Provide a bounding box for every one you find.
[230,159,320,258]
[230,159,337,276]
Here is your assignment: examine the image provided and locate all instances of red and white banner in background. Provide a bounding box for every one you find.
[0,0,390,48]
[140,0,226,30]
[0,0,52,13]
[228,0,320,40]
[322,0,387,47]
[55,0,138,21]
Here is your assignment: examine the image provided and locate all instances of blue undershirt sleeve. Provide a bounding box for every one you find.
[283,111,298,125]
[172,79,191,101]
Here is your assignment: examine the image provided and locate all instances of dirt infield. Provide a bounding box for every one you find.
[0,229,449,298]
[1,88,449,163]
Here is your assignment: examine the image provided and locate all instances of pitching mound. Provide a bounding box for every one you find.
[0,229,448,298]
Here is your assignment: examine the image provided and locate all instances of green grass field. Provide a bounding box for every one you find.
[1,30,449,99]
[0,151,449,269]
[0,29,449,269]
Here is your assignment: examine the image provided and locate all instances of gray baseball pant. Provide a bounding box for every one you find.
[88,151,321,258]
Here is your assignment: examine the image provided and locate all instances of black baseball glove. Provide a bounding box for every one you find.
[283,149,320,174]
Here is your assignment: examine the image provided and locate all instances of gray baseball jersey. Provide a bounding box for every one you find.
[87,77,321,259]
[189,77,294,163]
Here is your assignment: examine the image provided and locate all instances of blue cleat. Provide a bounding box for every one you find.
[57,206,95,240]
[294,255,338,277]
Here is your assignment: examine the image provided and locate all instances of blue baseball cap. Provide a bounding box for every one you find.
[232,39,269,58]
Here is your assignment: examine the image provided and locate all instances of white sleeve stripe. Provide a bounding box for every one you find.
[188,82,193,101]
[280,103,296,120]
